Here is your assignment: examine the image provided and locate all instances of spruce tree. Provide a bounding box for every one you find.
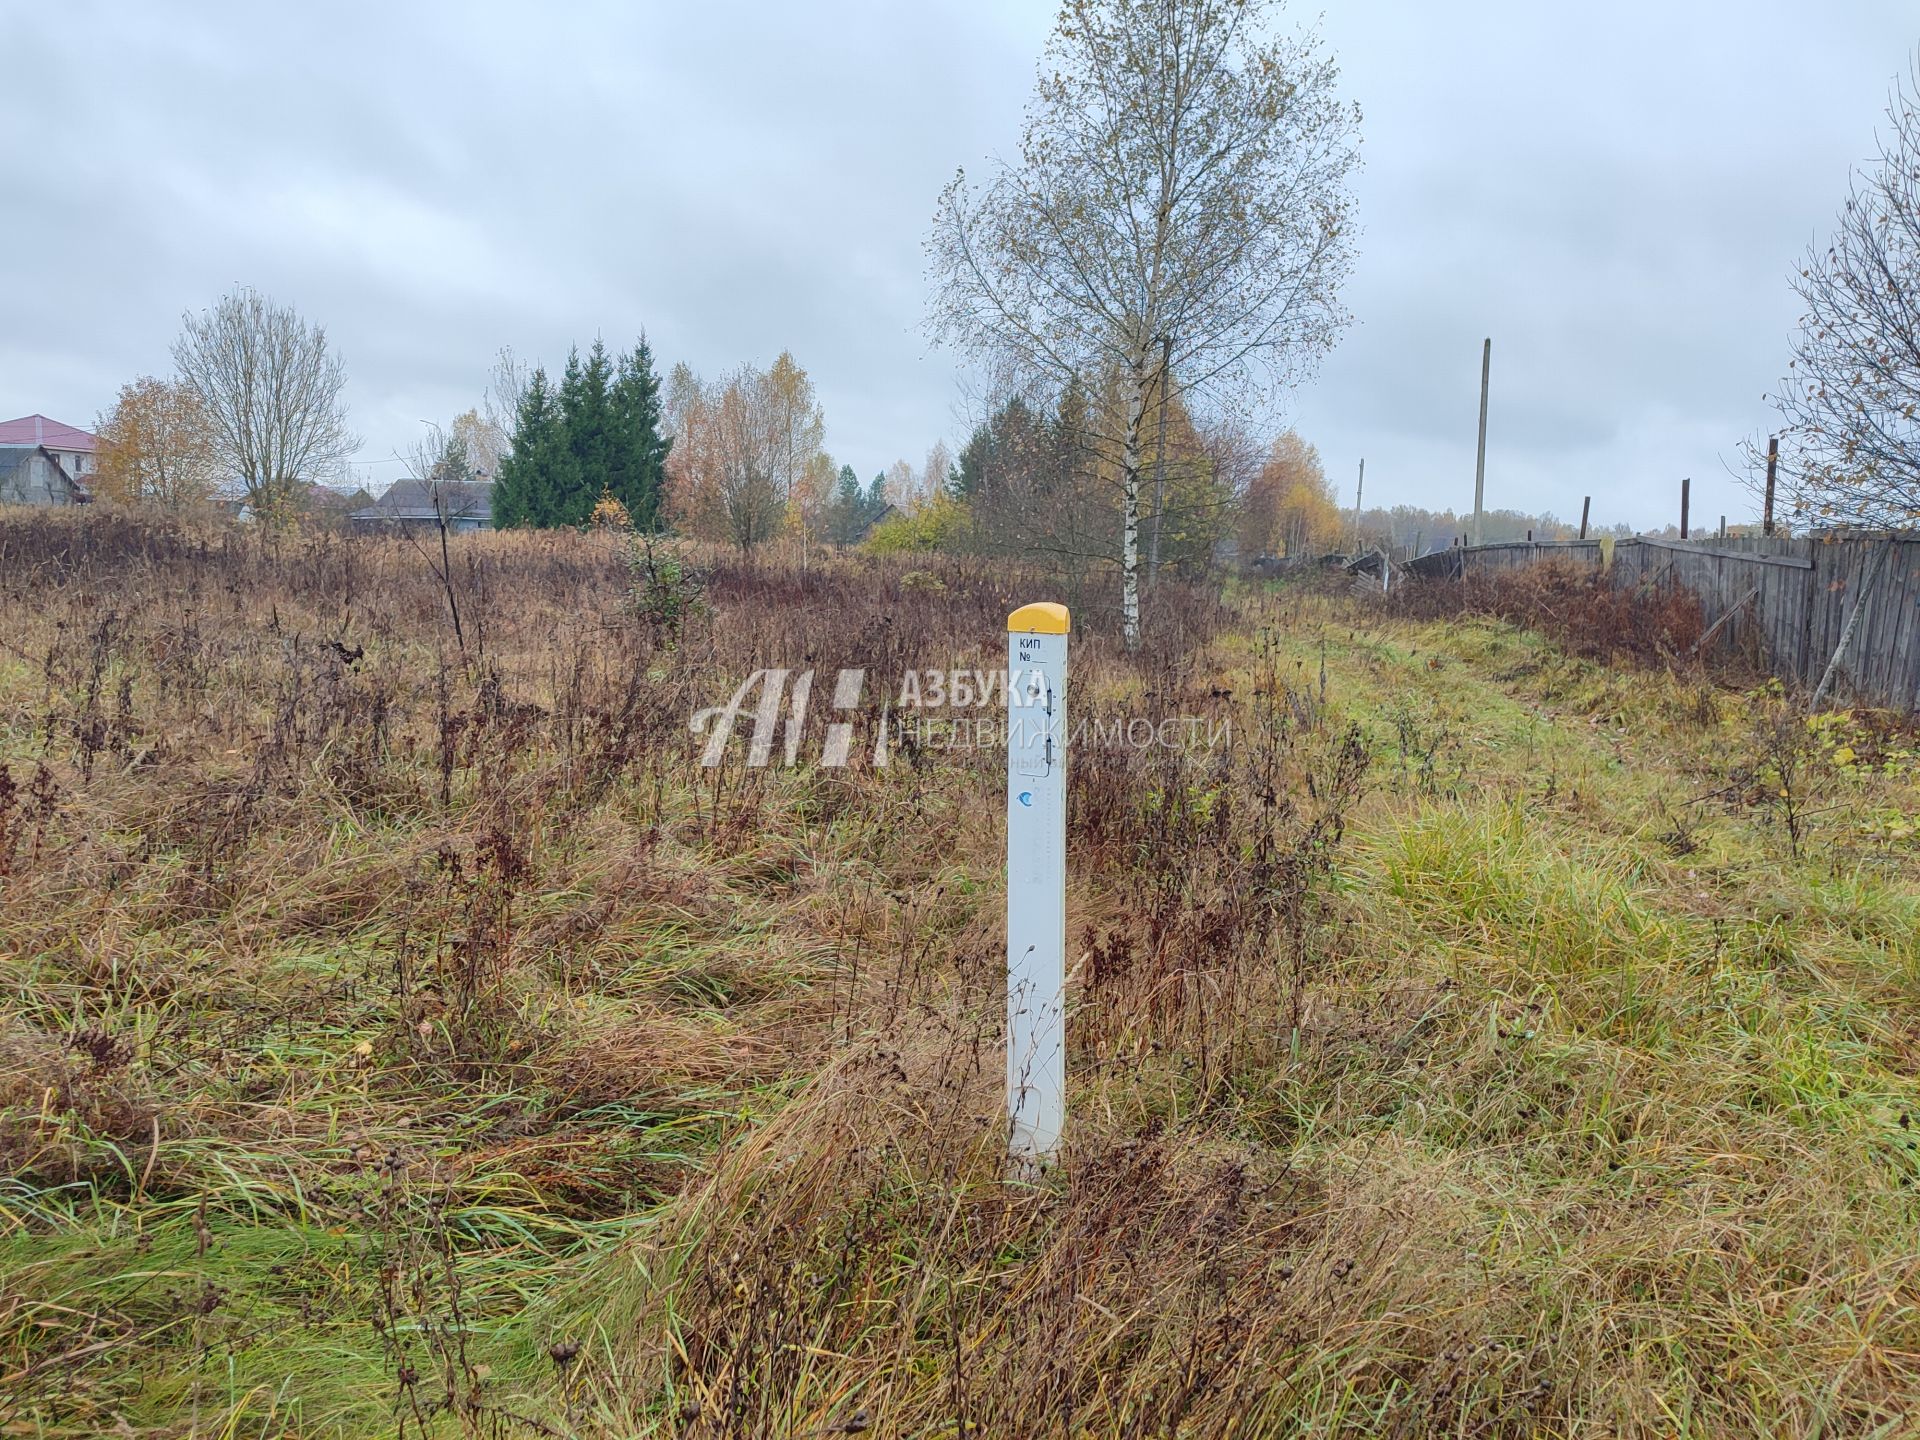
[493,366,558,527]
[610,338,671,529]
[827,463,864,542]
[955,395,1040,501]
[529,388,581,526]
[555,342,616,524]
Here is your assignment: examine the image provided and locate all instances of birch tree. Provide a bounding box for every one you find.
[791,450,840,561]
[927,0,1359,644]
[764,351,828,555]
[1241,428,1338,558]
[480,347,530,473]
[449,409,501,484]
[885,459,917,511]
[919,440,955,512]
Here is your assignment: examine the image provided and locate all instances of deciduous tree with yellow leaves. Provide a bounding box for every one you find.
[1241,429,1340,559]
[666,352,830,556]
[94,376,220,508]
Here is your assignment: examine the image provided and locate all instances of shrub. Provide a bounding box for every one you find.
[621,530,706,643]
[1387,560,1706,664]
[863,493,971,554]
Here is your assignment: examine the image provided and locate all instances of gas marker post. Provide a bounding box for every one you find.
[1006,602,1069,1163]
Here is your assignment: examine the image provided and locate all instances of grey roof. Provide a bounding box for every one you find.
[0,444,92,501]
[1,443,72,482]
[353,477,492,522]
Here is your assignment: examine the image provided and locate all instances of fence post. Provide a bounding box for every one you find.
[1579,496,1591,540]
[1763,437,1778,536]
[1680,477,1690,541]
[1006,602,1069,1164]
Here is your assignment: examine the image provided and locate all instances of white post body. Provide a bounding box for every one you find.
[1006,603,1069,1161]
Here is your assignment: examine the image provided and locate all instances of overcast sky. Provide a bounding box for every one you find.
[3,2,1914,529]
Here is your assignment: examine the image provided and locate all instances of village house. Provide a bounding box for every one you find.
[302,481,376,527]
[0,415,96,505]
[0,444,92,505]
[350,477,494,533]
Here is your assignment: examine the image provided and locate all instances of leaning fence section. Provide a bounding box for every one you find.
[1402,534,1920,712]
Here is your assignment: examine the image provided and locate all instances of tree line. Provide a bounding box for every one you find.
[85,0,1919,646]
[915,383,1242,580]
[81,281,1564,571]
[77,280,1648,579]
[493,346,915,551]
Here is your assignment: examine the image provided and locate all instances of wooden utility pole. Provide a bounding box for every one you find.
[1472,338,1491,547]
[1578,496,1591,540]
[1718,515,1727,540]
[1763,436,1778,536]
[1351,458,1364,554]
[1680,477,1690,540]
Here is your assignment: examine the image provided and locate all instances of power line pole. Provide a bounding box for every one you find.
[1680,477,1690,540]
[1472,337,1491,547]
[1351,457,1364,554]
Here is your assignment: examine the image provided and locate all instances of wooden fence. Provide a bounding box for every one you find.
[1401,534,1920,712]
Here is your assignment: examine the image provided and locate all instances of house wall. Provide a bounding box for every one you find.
[0,451,85,506]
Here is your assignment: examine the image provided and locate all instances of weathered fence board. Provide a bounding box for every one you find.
[1403,534,1920,712]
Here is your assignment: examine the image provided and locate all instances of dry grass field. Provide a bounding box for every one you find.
[3,511,1920,1437]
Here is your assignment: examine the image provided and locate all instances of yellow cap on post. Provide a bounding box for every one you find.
[1007,602,1070,635]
